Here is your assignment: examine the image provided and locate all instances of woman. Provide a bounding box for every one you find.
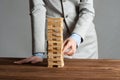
[14,0,98,64]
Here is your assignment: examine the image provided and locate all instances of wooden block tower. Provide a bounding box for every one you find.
[47,18,64,68]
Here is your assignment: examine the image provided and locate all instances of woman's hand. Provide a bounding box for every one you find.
[14,38,77,64]
[14,56,43,64]
[62,38,77,56]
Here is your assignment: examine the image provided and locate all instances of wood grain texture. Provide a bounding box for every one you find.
[0,58,120,80]
[47,18,64,68]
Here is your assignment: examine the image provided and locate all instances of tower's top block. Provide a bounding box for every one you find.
[47,18,64,29]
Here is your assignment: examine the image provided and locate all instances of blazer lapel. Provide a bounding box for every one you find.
[48,0,63,13]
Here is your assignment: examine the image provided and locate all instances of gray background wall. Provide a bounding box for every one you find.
[0,0,32,57]
[94,0,120,59]
[0,0,120,59]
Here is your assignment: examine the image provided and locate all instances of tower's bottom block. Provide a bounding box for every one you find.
[48,60,64,68]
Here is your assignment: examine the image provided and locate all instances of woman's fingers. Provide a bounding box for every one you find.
[14,58,32,64]
[14,56,43,64]
[63,38,77,56]
[63,38,71,53]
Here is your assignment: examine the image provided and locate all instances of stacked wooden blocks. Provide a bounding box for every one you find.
[47,18,64,68]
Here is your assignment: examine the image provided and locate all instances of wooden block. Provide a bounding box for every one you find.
[48,18,64,29]
[48,58,63,61]
[48,41,63,43]
[48,28,63,33]
[48,37,63,41]
[48,42,62,46]
[48,47,62,51]
[48,56,62,60]
[48,53,62,56]
[48,55,62,59]
[48,58,64,61]
[48,51,61,53]
[48,33,62,37]
[48,65,64,68]
[48,61,64,68]
[48,53,63,58]
[48,61,63,65]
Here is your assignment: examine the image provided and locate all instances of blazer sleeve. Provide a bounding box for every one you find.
[32,0,47,53]
[72,0,95,41]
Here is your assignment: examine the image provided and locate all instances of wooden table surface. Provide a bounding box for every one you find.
[0,58,120,80]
